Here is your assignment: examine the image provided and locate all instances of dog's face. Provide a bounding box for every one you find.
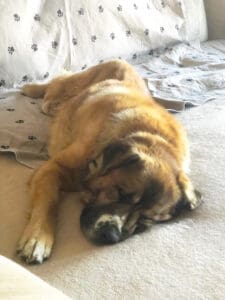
[82,139,201,244]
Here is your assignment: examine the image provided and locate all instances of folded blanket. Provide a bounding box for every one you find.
[0,91,49,168]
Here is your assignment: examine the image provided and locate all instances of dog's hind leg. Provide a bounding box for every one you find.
[22,59,148,115]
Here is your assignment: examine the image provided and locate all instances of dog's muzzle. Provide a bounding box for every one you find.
[80,202,142,245]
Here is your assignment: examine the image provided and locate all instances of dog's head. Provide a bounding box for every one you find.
[82,137,201,244]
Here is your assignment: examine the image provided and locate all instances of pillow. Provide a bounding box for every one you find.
[0,0,207,89]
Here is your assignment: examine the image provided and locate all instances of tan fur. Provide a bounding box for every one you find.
[18,60,201,264]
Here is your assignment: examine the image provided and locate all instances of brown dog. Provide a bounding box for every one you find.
[17,60,201,263]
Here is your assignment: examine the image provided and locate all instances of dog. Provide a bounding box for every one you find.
[17,59,202,264]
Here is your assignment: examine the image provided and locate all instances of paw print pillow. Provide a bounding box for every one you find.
[0,0,207,89]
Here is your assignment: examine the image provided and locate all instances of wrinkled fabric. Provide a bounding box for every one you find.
[0,0,207,90]
[0,91,49,168]
[134,40,225,110]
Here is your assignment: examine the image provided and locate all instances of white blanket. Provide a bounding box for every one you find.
[135,40,225,109]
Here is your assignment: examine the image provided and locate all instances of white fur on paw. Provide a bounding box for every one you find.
[187,190,202,210]
[17,230,53,264]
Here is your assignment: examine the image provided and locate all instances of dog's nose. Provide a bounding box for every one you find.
[98,223,121,244]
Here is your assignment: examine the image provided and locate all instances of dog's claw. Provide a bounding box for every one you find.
[16,225,54,264]
[189,190,203,210]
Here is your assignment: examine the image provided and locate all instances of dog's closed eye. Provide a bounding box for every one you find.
[118,187,135,203]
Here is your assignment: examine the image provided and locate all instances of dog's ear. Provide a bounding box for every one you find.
[140,179,165,208]
[102,141,141,174]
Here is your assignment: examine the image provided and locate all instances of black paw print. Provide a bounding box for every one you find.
[126,30,131,37]
[98,5,104,13]
[99,59,104,63]
[78,8,84,15]
[117,5,122,11]
[72,38,78,45]
[0,79,6,87]
[81,64,87,70]
[22,75,28,82]
[186,78,193,82]
[1,145,10,149]
[57,9,63,17]
[43,72,49,79]
[28,135,37,141]
[161,1,166,8]
[8,46,15,55]
[110,33,115,40]
[13,14,20,21]
[144,29,149,36]
[168,83,176,88]
[160,27,165,33]
[31,44,38,51]
[148,50,154,56]
[132,53,137,59]
[133,3,138,9]
[175,24,179,31]
[15,120,24,124]
[91,35,97,42]
[52,41,58,49]
[6,108,15,112]
[34,14,41,21]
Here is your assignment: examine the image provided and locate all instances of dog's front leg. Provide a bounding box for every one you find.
[17,161,65,264]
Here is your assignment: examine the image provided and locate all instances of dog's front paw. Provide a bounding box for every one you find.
[17,223,54,264]
[186,189,203,210]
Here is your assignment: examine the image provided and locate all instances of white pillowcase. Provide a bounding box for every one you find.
[0,0,207,89]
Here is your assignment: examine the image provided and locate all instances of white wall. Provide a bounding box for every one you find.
[204,0,225,39]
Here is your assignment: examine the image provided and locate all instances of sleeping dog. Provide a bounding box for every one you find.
[18,60,201,263]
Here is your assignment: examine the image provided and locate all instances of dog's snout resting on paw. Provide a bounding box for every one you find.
[18,59,202,264]
[80,188,202,245]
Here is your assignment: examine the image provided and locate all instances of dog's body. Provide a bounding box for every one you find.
[18,60,201,263]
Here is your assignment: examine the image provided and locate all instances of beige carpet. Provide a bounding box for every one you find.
[1,99,225,299]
